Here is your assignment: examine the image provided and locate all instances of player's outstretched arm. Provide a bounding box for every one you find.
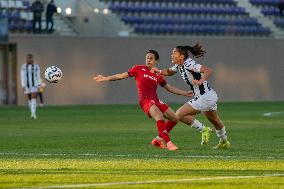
[93,72,129,82]
[163,83,194,97]
[192,65,213,85]
[151,67,176,76]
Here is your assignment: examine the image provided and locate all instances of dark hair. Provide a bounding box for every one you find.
[175,42,206,60]
[147,49,159,61]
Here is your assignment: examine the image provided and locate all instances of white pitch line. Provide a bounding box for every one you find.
[0,152,283,160]
[263,111,284,117]
[15,174,284,189]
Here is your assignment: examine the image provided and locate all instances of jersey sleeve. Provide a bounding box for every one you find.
[127,65,139,77]
[184,58,202,72]
[169,64,178,72]
[20,64,26,87]
[158,75,167,87]
[35,64,41,86]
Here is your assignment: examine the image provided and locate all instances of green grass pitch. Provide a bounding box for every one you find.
[0,102,283,188]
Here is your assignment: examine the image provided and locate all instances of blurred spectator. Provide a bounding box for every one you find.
[31,0,44,33]
[278,0,284,16]
[46,0,57,33]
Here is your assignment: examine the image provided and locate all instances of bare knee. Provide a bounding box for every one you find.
[166,114,178,123]
[171,115,179,123]
[175,111,183,121]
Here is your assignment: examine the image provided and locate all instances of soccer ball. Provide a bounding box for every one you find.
[45,66,63,83]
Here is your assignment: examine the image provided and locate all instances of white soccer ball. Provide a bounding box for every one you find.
[44,66,63,83]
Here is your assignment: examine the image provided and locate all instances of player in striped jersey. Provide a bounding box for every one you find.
[155,43,230,149]
[21,54,41,119]
[94,50,193,150]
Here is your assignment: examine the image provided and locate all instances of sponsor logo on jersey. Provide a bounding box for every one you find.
[144,74,157,82]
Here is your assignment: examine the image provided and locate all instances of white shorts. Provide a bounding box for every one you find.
[188,90,218,111]
[24,86,38,94]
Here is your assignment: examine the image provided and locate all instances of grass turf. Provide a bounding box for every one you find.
[0,102,283,188]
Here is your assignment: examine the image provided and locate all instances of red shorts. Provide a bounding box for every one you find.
[139,98,169,118]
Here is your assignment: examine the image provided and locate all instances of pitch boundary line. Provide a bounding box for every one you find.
[0,152,283,160]
[263,111,284,116]
[16,174,284,189]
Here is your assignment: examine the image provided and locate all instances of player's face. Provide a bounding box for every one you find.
[171,48,183,65]
[145,53,157,68]
[26,55,33,64]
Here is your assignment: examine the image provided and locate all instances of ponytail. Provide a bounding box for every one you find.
[176,42,206,60]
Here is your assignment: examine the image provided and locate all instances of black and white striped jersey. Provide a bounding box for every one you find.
[170,58,212,96]
[21,63,41,88]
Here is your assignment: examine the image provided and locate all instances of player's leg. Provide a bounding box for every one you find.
[203,110,230,149]
[149,105,177,150]
[149,104,167,149]
[27,93,32,111]
[162,107,178,133]
[176,102,212,145]
[30,92,37,119]
[176,103,203,130]
[38,91,44,106]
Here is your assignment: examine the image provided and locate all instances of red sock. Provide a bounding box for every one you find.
[165,121,177,133]
[156,120,170,143]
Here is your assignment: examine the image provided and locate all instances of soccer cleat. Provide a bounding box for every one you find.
[166,141,178,151]
[151,137,166,149]
[201,127,213,145]
[213,139,231,149]
[31,114,37,119]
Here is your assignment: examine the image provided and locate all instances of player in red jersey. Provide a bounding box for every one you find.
[93,50,193,150]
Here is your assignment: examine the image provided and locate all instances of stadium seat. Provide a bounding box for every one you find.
[106,0,271,36]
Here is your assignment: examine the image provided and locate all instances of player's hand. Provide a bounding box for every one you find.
[93,75,107,82]
[151,67,161,74]
[185,91,194,97]
[192,79,203,85]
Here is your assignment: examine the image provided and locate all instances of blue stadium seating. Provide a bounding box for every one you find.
[250,0,284,31]
[250,0,279,6]
[0,0,33,33]
[274,18,284,27]
[106,0,271,36]
[122,16,260,26]
[261,7,281,16]
[133,23,270,36]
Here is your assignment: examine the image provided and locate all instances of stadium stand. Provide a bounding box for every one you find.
[0,0,77,35]
[0,0,33,33]
[249,0,284,30]
[2,0,284,37]
[103,0,271,36]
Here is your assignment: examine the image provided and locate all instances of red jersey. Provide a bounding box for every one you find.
[128,65,167,102]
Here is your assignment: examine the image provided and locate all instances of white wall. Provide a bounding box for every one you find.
[11,35,284,105]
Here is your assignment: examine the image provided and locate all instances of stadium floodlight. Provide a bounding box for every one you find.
[94,8,99,13]
[102,8,109,15]
[57,7,62,13]
[65,8,72,15]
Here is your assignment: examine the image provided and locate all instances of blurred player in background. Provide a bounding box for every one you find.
[154,43,230,149]
[21,54,40,119]
[37,78,46,106]
[94,50,193,151]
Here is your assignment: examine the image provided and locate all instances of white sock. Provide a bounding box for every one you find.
[31,98,37,117]
[216,127,227,140]
[191,119,205,132]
